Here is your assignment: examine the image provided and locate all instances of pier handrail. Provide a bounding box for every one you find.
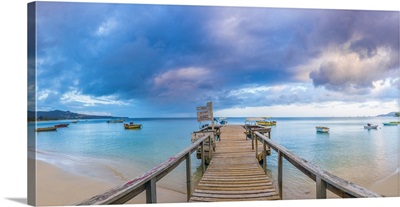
[77,134,212,205]
[253,131,382,199]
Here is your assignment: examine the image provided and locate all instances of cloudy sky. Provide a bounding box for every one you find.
[30,2,399,118]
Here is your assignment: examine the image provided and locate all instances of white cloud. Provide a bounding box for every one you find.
[95,18,117,36]
[290,86,307,92]
[228,86,271,96]
[75,111,112,116]
[60,90,127,106]
[215,100,398,117]
[154,67,210,86]
[37,89,58,101]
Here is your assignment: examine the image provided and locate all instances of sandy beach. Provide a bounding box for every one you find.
[368,169,399,197]
[34,159,186,206]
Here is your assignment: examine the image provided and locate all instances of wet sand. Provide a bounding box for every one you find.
[368,170,399,197]
[34,159,186,206]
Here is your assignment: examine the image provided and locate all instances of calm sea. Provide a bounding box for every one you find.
[28,117,399,200]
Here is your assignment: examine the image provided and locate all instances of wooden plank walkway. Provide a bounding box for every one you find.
[189,125,280,202]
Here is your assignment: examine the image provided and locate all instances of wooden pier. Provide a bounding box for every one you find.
[189,125,280,202]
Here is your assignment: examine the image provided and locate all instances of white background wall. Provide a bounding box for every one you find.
[0,1,398,207]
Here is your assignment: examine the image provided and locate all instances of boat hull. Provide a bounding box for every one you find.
[36,127,57,132]
[383,122,398,126]
[107,119,124,123]
[124,124,142,129]
[256,121,277,126]
[54,124,69,128]
[364,125,378,129]
[316,126,329,133]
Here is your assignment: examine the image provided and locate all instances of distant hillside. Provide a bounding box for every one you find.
[377,112,399,117]
[28,110,128,121]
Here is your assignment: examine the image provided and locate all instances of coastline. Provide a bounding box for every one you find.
[35,159,186,206]
[368,169,399,197]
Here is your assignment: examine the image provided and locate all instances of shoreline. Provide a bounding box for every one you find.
[34,159,186,206]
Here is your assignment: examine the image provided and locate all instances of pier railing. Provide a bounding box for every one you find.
[77,134,212,205]
[253,131,382,199]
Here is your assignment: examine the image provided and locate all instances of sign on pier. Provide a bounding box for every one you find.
[196,102,213,121]
[196,102,214,130]
[196,106,208,111]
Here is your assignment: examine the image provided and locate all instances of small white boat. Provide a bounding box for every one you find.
[364,123,378,129]
[316,126,329,133]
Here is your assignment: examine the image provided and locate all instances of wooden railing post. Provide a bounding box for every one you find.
[316,176,327,199]
[278,150,283,199]
[201,140,205,175]
[185,153,191,201]
[267,131,271,152]
[263,139,267,173]
[145,177,157,203]
[255,133,258,159]
[208,136,211,158]
[251,130,255,150]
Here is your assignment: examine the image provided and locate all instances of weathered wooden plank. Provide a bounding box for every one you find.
[196,185,275,191]
[208,160,261,165]
[192,191,279,199]
[203,168,263,174]
[205,166,261,170]
[204,172,262,176]
[203,176,271,181]
[194,189,277,195]
[198,183,270,188]
[197,180,272,185]
[196,182,275,187]
[205,167,261,171]
[201,176,271,181]
[202,175,270,180]
[189,195,281,202]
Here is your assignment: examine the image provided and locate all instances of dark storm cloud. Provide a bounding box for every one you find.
[307,10,399,94]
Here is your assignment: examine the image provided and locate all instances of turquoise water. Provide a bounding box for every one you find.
[29,117,399,199]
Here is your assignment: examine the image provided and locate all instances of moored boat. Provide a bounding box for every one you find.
[364,123,378,129]
[214,117,228,125]
[36,127,57,132]
[316,126,329,133]
[54,123,69,128]
[256,117,277,126]
[383,122,398,126]
[124,122,142,129]
[107,119,124,123]
[245,117,264,125]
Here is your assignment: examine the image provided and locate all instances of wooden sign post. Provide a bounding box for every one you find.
[196,101,214,130]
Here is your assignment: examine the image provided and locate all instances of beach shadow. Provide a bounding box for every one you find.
[6,197,27,205]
